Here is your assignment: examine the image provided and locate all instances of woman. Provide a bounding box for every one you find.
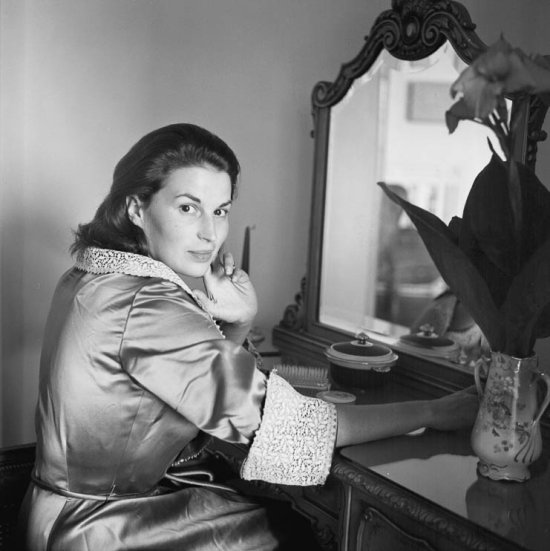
[19,123,478,550]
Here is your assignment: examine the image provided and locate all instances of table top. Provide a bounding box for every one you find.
[340,421,550,551]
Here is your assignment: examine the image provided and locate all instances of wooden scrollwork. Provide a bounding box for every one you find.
[273,0,548,388]
[332,461,504,551]
[310,0,547,168]
[312,0,484,110]
[279,276,307,331]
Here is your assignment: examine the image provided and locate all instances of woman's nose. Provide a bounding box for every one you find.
[198,216,216,242]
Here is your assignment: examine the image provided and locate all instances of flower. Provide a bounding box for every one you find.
[446,37,550,161]
[449,37,550,118]
[379,38,550,358]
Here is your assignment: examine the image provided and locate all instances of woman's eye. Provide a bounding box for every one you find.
[179,204,198,214]
[214,208,229,218]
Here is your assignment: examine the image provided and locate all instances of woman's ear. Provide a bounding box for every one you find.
[126,196,145,229]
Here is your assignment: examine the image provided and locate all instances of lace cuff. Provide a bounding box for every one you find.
[241,371,337,486]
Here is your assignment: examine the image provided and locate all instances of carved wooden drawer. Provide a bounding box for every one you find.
[355,506,436,551]
[340,483,463,551]
[334,460,524,551]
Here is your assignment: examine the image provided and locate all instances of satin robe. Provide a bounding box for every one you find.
[19,267,289,550]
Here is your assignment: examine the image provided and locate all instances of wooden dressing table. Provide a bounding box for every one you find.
[247,1,550,548]
[211,357,550,551]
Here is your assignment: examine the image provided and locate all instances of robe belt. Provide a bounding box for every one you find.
[31,468,237,502]
[164,469,238,494]
[30,474,159,502]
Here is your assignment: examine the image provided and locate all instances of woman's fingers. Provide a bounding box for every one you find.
[221,251,236,277]
[204,252,238,285]
[192,289,214,310]
[210,251,245,282]
[197,251,257,324]
[201,265,217,300]
[230,268,250,286]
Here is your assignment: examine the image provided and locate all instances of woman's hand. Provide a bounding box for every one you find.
[427,385,480,432]
[193,251,258,326]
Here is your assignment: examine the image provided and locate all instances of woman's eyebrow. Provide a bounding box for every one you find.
[175,194,232,209]
[175,193,201,202]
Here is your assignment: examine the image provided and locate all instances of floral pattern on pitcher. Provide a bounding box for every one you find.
[472,352,550,482]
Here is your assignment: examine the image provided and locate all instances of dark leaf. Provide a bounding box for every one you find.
[460,155,517,267]
[448,217,462,242]
[445,98,475,134]
[507,160,522,249]
[459,155,518,305]
[378,182,504,350]
[510,99,527,138]
[445,110,460,134]
[516,161,550,262]
[458,243,514,309]
[533,303,550,340]
[501,236,550,356]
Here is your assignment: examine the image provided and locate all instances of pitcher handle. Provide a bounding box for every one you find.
[534,372,550,424]
[473,357,488,397]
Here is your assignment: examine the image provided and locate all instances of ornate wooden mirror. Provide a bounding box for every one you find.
[273,0,548,386]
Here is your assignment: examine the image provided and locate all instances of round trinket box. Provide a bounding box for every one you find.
[399,324,459,360]
[325,333,397,389]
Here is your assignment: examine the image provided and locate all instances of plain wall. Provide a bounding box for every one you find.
[2,0,550,447]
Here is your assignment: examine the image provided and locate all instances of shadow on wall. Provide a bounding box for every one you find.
[1,211,73,447]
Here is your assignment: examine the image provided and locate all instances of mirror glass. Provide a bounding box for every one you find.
[319,42,506,361]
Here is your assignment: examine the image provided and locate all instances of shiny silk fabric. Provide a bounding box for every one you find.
[19,267,282,550]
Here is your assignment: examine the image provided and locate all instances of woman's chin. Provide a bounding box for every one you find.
[175,265,210,280]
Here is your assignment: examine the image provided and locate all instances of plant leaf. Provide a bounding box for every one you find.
[507,159,522,253]
[459,155,518,305]
[501,236,550,356]
[516,161,550,263]
[378,182,504,350]
[460,155,515,264]
[448,216,462,241]
[533,303,550,340]
[445,98,475,134]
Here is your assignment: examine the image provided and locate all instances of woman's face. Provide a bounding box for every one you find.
[128,165,232,278]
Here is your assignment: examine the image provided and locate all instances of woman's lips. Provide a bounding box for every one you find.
[188,250,214,263]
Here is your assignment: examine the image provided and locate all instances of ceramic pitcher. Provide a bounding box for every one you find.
[471,351,550,482]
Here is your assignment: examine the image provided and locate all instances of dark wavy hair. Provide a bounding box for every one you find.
[71,123,240,256]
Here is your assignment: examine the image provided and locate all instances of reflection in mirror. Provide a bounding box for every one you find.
[319,42,507,365]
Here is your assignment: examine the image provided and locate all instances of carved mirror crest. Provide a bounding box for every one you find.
[275,0,548,371]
